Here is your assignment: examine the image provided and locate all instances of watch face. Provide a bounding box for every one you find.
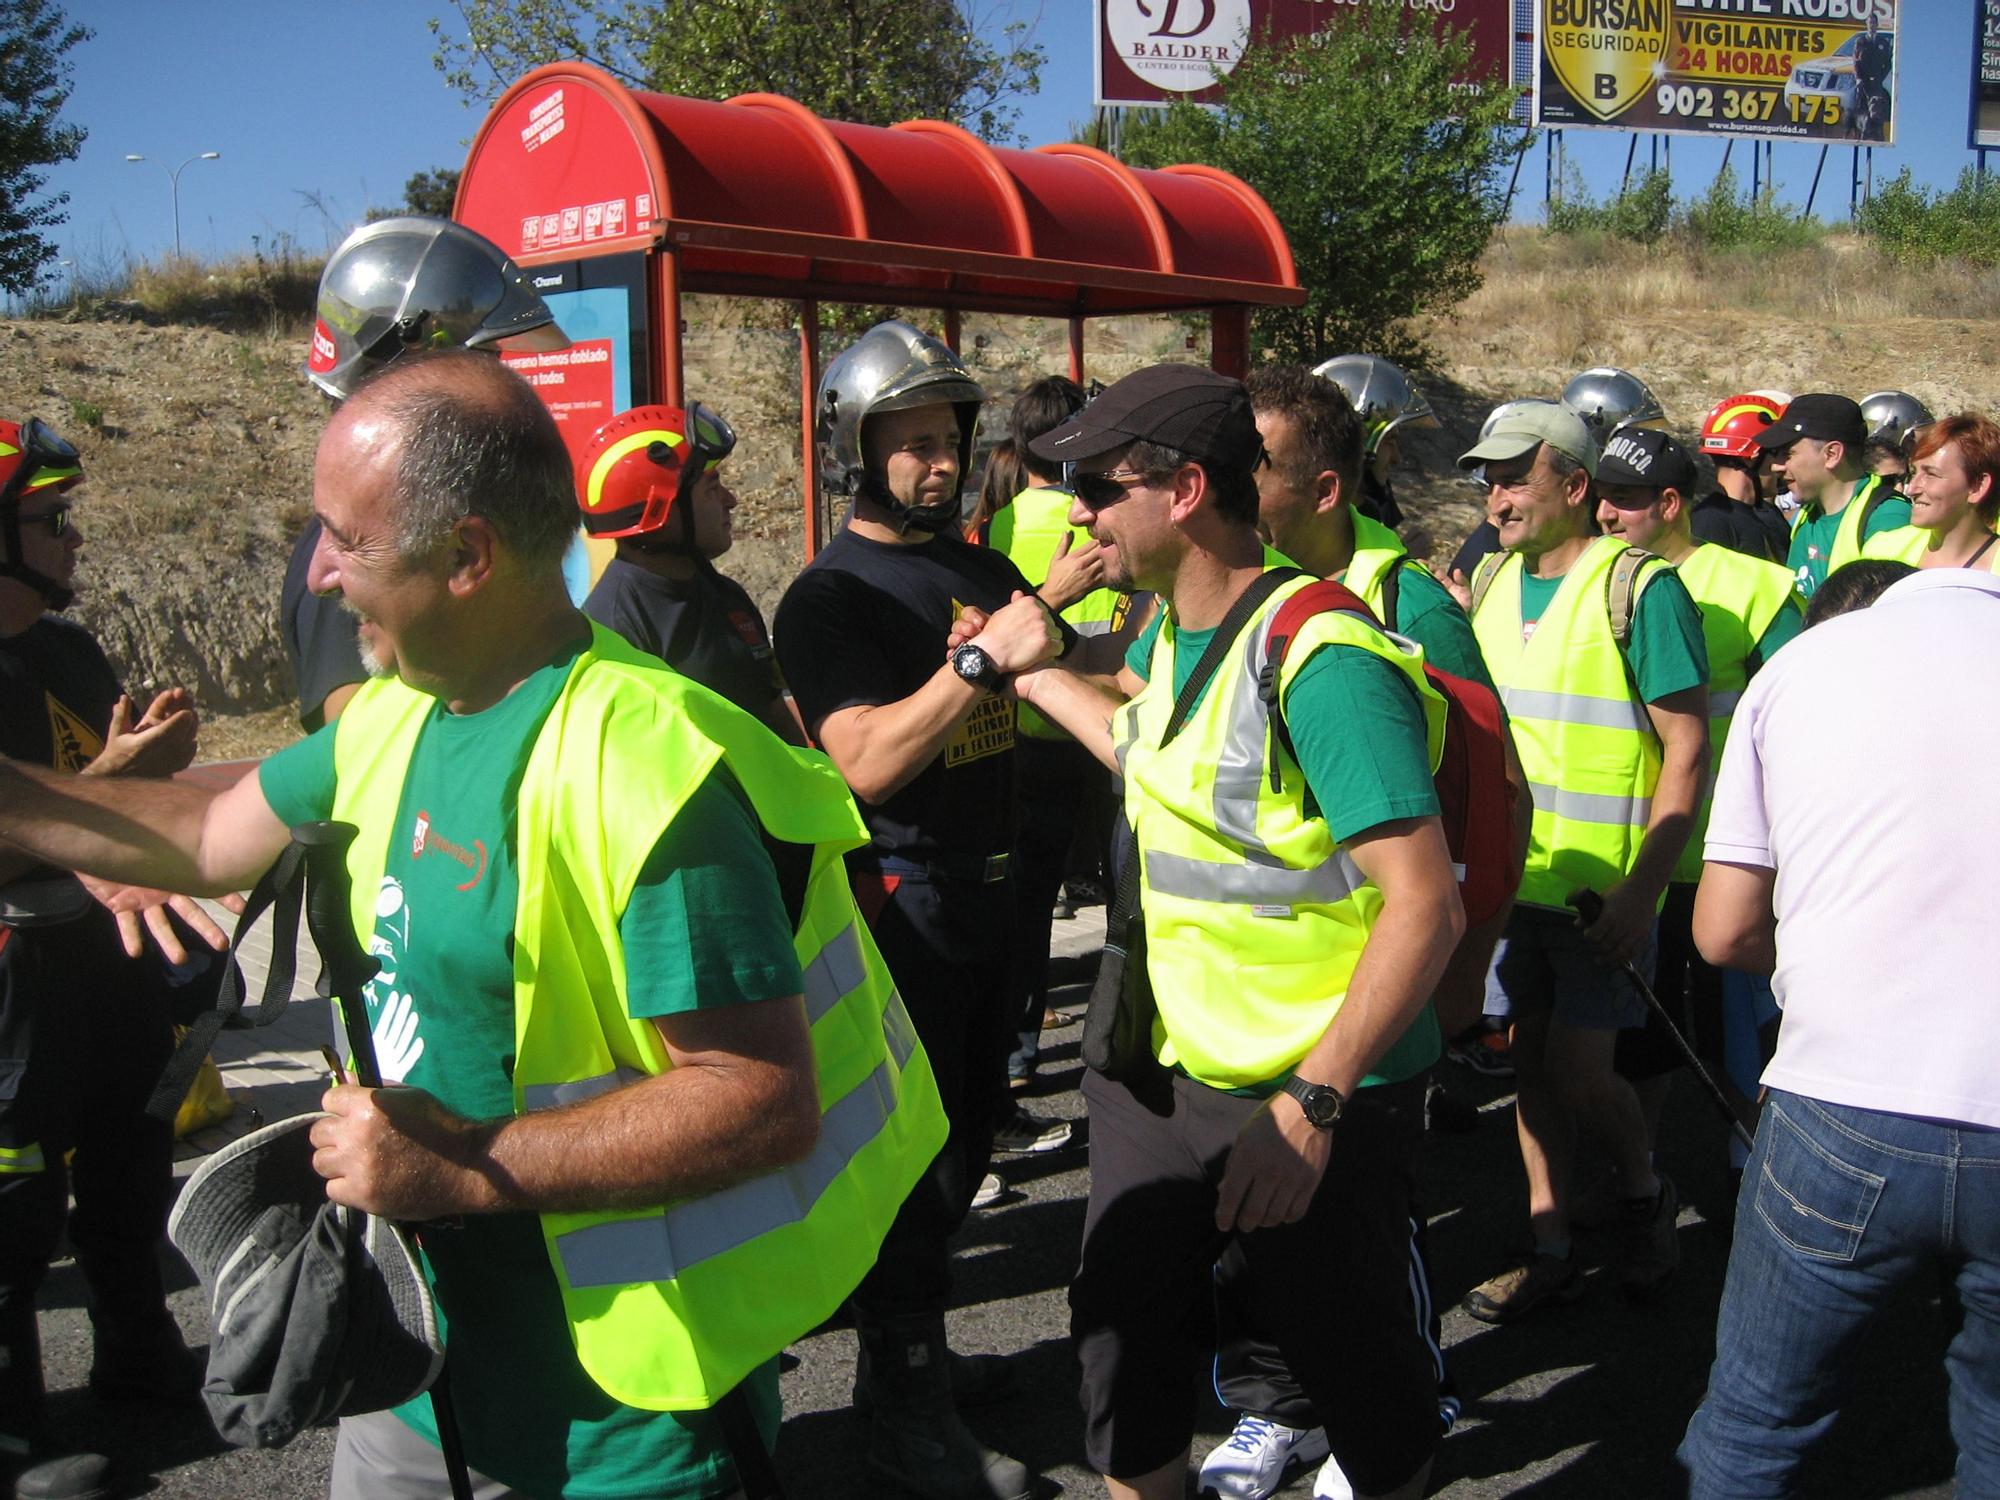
[953,645,994,685]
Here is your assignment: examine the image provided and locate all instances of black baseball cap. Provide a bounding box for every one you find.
[1028,364,1264,472]
[1753,393,1867,452]
[1597,428,1698,493]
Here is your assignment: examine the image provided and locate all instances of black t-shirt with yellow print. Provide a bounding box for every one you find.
[776,523,1060,863]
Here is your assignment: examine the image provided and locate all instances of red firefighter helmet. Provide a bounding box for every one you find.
[575,403,737,540]
[1699,393,1785,463]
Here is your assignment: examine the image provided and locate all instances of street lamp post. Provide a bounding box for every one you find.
[125,151,220,258]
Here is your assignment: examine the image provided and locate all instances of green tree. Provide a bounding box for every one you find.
[431,0,1043,141]
[400,166,462,218]
[1121,4,1526,366]
[0,0,91,295]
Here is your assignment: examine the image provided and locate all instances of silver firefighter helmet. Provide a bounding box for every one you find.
[1561,367,1667,444]
[1859,390,1933,448]
[816,320,986,529]
[307,217,568,400]
[1311,354,1440,453]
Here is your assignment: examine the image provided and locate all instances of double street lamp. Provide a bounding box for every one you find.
[125,150,220,259]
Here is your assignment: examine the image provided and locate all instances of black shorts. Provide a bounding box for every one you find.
[1069,1067,1439,1493]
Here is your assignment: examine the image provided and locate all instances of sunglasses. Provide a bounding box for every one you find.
[1070,468,1155,510]
[1,418,81,510]
[19,506,72,537]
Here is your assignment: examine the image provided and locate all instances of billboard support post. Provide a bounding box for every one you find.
[1501,129,1532,222]
[1801,145,1827,225]
[1620,135,1637,194]
[1716,139,1733,192]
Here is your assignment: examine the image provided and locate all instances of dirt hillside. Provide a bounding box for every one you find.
[7,230,1996,759]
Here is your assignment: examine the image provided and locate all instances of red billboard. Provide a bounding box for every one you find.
[1096,0,1516,108]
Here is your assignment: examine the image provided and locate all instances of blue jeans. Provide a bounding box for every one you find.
[1679,1089,2000,1498]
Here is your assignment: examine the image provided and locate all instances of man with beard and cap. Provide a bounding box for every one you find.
[774,320,1069,1500]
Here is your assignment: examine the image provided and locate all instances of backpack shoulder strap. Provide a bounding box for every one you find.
[1258,578,1380,795]
[1605,545,1662,651]
[1379,557,1409,634]
[1467,549,1507,620]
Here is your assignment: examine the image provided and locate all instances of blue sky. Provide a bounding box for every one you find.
[34,0,1987,281]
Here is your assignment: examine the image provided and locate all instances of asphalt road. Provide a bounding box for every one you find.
[32,944,1964,1499]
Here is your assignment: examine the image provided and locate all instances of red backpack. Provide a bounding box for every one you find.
[1260,578,1520,927]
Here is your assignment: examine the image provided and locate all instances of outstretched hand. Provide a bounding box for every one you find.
[81,873,242,962]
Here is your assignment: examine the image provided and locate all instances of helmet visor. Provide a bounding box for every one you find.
[1,419,81,509]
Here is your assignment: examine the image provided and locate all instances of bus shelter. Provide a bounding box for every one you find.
[453,62,1303,554]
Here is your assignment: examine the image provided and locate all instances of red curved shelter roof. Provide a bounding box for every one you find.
[454,62,1301,317]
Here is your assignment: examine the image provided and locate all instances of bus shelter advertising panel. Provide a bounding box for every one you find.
[1533,0,1897,145]
[1974,0,2000,149]
[1096,0,1514,108]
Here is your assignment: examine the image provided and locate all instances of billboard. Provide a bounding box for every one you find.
[1095,0,1515,108]
[1533,0,1898,146]
[1974,0,2000,150]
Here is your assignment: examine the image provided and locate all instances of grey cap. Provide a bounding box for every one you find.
[1458,402,1599,479]
[167,1113,444,1450]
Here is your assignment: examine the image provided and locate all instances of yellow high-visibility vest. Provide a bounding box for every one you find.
[1470,537,1666,910]
[1117,573,1445,1090]
[330,623,946,1411]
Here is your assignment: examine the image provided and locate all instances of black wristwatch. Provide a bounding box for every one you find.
[950,642,1006,694]
[1279,1075,1347,1129]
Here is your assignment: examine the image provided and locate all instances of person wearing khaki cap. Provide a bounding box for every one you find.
[1457,404,1712,1324]
[1759,393,1921,598]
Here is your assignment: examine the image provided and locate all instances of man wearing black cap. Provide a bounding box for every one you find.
[1457,405,1710,1322]
[1595,429,1802,1173]
[1761,393,1917,599]
[1012,363,1464,1500]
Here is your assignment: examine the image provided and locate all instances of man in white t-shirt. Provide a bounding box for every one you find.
[1678,568,2000,1497]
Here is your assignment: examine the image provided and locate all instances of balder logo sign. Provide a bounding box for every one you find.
[1105,0,1254,94]
[1544,0,1671,121]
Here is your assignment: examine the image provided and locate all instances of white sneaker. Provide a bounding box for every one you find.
[970,1172,1005,1209]
[1313,1450,1357,1500]
[1198,1414,1330,1500]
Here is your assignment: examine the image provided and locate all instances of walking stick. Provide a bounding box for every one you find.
[295,820,477,1500]
[1569,890,1758,1154]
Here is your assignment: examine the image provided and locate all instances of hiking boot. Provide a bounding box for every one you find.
[853,1346,1016,1415]
[4,1451,112,1500]
[1618,1175,1681,1300]
[854,1313,1032,1500]
[1462,1251,1582,1324]
[1197,1414,1329,1500]
[992,1106,1072,1154]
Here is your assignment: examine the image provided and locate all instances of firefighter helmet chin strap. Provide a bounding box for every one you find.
[860,473,961,536]
[0,509,72,611]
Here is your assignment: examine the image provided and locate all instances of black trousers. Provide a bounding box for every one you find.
[1615,882,1724,1082]
[0,910,193,1442]
[1009,737,1105,1042]
[848,865,1017,1321]
[1071,1068,1441,1494]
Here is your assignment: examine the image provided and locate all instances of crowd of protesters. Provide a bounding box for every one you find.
[1,215,1995,1500]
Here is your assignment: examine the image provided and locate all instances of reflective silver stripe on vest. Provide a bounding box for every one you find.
[550,960,922,1290]
[1502,687,1649,733]
[1072,618,1115,638]
[1708,687,1742,717]
[523,1067,646,1112]
[1208,615,1282,850]
[1144,848,1365,907]
[803,922,868,1025]
[1113,698,1142,777]
[1525,781,1652,827]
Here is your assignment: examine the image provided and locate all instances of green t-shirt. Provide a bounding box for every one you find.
[1750,592,1804,669]
[1366,559,1496,694]
[1515,564,1709,704]
[1785,485,1913,598]
[1125,605,1443,1086]
[257,651,802,1500]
